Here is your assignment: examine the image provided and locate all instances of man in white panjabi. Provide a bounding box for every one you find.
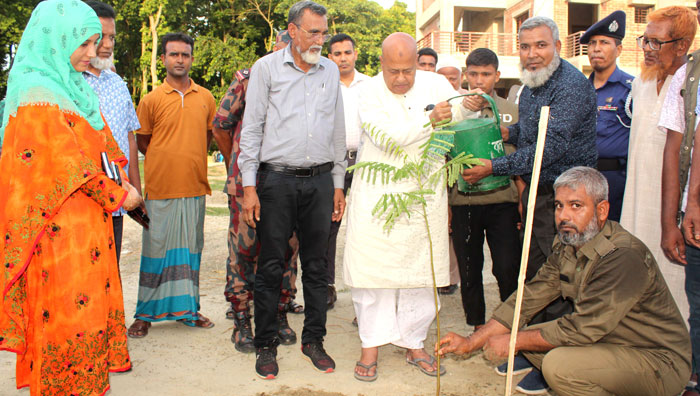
[343,32,475,381]
[621,6,694,323]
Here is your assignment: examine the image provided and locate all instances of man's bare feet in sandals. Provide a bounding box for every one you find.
[178,313,215,328]
[354,346,378,381]
[406,348,446,376]
[127,319,151,338]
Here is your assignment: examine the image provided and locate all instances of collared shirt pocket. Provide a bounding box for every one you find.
[559,273,577,301]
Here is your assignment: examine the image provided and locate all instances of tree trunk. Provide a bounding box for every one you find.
[222,34,227,86]
[140,21,148,98]
[149,4,163,89]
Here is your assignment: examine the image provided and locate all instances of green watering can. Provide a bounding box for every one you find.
[444,93,510,193]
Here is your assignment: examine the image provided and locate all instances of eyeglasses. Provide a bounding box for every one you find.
[295,25,331,42]
[636,36,682,51]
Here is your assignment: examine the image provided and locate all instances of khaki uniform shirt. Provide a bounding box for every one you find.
[449,95,519,206]
[493,221,690,372]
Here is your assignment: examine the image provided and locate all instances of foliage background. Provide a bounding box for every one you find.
[0,0,414,102]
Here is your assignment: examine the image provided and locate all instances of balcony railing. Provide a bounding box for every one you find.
[564,31,587,58]
[416,31,589,59]
[417,31,520,57]
[417,30,700,62]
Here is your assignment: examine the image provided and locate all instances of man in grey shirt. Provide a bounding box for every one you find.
[238,0,346,380]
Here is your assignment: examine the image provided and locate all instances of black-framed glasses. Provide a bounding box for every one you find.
[296,25,331,42]
[636,36,682,51]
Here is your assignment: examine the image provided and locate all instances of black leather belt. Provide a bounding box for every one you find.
[259,162,333,177]
[597,158,625,172]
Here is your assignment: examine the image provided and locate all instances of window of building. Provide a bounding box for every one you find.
[634,6,653,24]
[515,11,529,32]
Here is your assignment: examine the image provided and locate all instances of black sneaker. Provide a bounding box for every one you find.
[514,368,549,395]
[231,311,255,353]
[495,354,533,376]
[255,345,279,380]
[301,342,335,373]
[277,309,297,345]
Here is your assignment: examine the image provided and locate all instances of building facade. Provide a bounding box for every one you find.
[416,0,699,93]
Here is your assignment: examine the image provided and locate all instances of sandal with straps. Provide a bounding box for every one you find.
[286,299,304,314]
[178,313,215,329]
[407,354,446,377]
[354,361,378,382]
[127,319,151,338]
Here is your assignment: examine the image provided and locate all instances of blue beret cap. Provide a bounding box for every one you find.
[580,10,626,45]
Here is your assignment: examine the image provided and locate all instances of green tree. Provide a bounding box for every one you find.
[277,0,415,76]
[0,0,36,98]
[1,0,414,102]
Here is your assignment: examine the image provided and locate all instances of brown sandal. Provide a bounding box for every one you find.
[178,313,215,329]
[127,319,151,338]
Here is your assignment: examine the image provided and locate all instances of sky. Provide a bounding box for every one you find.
[372,0,416,13]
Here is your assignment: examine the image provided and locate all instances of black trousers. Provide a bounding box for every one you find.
[254,169,334,347]
[451,203,521,326]
[521,183,572,325]
[521,183,556,279]
[112,215,124,264]
[601,169,625,222]
[325,155,355,284]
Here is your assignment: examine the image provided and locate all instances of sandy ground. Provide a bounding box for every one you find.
[0,163,552,396]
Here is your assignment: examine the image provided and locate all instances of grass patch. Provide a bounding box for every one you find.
[206,206,229,217]
[209,178,226,192]
[137,159,228,192]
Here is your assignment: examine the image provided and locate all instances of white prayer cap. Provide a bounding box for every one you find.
[436,56,463,72]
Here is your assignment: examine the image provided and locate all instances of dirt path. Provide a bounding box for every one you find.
[0,163,550,396]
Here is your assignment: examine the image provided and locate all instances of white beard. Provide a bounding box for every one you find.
[519,54,561,89]
[557,214,601,248]
[297,45,322,65]
[90,54,114,71]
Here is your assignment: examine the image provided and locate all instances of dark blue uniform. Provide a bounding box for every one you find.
[590,66,633,222]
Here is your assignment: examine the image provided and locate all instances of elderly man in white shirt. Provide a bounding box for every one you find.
[325,33,370,308]
[344,32,475,382]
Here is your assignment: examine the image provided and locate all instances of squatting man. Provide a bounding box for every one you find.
[437,166,691,396]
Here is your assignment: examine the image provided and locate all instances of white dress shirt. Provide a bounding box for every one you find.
[341,70,370,151]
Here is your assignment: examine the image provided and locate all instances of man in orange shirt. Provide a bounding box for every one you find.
[128,32,217,338]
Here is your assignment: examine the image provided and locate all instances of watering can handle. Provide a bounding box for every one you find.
[446,93,502,131]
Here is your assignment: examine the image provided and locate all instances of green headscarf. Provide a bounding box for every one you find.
[0,0,104,143]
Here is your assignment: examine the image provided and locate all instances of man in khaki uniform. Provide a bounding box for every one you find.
[453,48,521,330]
[438,166,691,396]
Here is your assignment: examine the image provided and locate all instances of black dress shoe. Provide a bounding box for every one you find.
[437,284,458,295]
[327,284,337,310]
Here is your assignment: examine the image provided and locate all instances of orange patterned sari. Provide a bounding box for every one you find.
[0,104,131,395]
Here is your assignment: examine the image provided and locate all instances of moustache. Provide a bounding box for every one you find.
[557,221,579,232]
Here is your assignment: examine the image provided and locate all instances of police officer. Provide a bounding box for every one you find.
[580,10,633,222]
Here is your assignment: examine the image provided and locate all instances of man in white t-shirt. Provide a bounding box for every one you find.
[659,7,700,395]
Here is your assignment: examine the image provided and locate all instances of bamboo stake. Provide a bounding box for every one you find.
[504,106,550,396]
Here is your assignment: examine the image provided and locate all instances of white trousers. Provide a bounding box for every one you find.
[351,287,439,349]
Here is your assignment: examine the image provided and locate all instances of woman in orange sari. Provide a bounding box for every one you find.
[0,0,142,394]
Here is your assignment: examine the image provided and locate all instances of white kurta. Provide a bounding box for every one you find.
[352,288,437,349]
[343,70,465,289]
[620,75,690,324]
